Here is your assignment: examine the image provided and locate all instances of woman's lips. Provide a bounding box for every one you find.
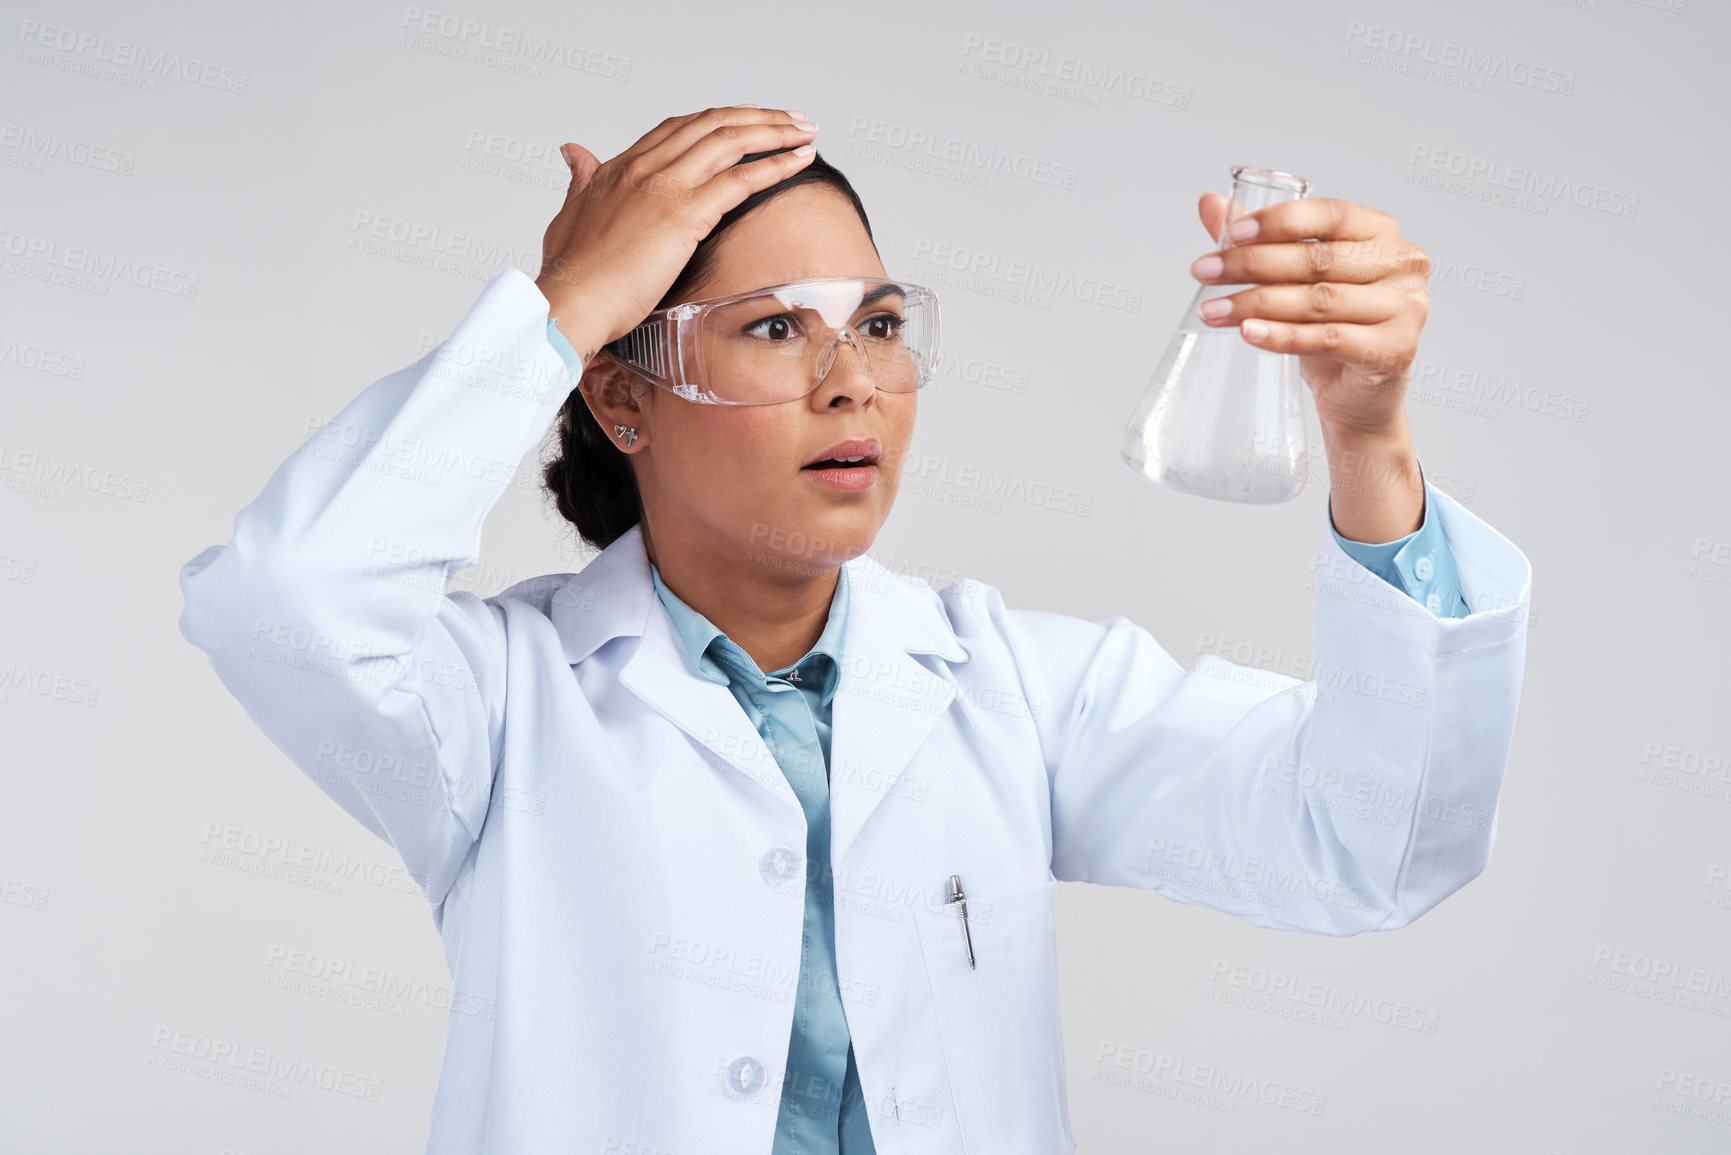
[800,461,877,491]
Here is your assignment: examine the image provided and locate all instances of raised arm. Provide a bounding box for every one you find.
[177,268,572,907]
[997,191,1530,933]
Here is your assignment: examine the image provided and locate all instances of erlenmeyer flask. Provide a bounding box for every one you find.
[1121,165,1313,503]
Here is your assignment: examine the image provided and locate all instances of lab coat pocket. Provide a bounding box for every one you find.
[912,876,1075,1154]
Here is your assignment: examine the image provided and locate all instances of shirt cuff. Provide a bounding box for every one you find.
[546,318,584,381]
[1329,455,1471,619]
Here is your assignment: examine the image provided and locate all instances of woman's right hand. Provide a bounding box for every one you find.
[535,104,818,366]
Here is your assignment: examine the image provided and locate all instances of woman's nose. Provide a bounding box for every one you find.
[812,330,876,405]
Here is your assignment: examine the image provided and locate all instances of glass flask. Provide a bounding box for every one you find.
[1121,164,1314,503]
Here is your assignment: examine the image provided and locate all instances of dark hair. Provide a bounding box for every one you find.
[542,147,877,552]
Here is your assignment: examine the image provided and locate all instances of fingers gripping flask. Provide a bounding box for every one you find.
[1121,165,1313,503]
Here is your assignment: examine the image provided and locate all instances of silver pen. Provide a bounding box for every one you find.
[947,874,976,969]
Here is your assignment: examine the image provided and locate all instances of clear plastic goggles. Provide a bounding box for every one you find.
[603,276,941,405]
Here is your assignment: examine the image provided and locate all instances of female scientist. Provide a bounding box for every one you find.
[177,104,1532,1154]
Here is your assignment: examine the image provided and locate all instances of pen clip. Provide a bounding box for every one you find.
[947,873,976,970]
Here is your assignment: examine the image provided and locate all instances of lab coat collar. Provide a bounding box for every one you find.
[547,523,968,860]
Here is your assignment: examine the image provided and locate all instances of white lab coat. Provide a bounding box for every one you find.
[177,267,1532,1154]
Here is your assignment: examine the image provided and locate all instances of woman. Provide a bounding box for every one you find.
[178,105,1532,1154]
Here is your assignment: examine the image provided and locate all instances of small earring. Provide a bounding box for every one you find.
[614,424,638,447]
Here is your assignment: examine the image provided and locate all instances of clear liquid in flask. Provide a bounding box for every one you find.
[1121,165,1313,504]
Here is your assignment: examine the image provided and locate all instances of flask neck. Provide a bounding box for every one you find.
[1217,167,1310,252]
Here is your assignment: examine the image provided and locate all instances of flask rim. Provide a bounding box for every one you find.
[1230,165,1311,196]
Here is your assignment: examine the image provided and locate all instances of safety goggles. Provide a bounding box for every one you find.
[601,276,941,405]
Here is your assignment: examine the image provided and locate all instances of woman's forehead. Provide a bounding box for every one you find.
[698,187,885,294]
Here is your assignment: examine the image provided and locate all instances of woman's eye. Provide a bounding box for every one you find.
[745,315,798,341]
[863,314,905,340]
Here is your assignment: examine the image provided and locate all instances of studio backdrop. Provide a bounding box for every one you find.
[2,0,1726,1152]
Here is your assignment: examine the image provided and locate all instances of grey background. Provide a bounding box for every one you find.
[3,0,1727,1151]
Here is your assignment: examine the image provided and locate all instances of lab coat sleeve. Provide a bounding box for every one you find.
[176,267,574,906]
[993,479,1531,935]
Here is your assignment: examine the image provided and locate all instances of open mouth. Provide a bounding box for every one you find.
[801,438,880,488]
[802,456,876,470]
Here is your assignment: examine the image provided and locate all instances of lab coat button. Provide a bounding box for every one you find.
[759,846,802,887]
[725,1055,766,1097]
[1414,554,1434,581]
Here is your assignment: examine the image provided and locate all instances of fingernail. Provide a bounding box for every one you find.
[1191,255,1224,280]
[1228,217,1259,242]
[795,120,817,131]
[1242,319,1269,339]
[792,143,815,157]
[1199,299,1232,320]
[785,109,806,119]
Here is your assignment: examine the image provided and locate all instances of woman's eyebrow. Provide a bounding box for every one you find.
[860,283,905,306]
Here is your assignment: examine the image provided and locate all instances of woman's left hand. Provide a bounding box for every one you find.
[1190,192,1431,442]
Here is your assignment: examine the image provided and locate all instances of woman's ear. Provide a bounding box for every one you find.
[576,356,650,452]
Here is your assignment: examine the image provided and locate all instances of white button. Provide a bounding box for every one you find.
[725,1055,766,1096]
[759,846,802,886]
[1426,592,1442,614]
[1414,554,1434,581]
